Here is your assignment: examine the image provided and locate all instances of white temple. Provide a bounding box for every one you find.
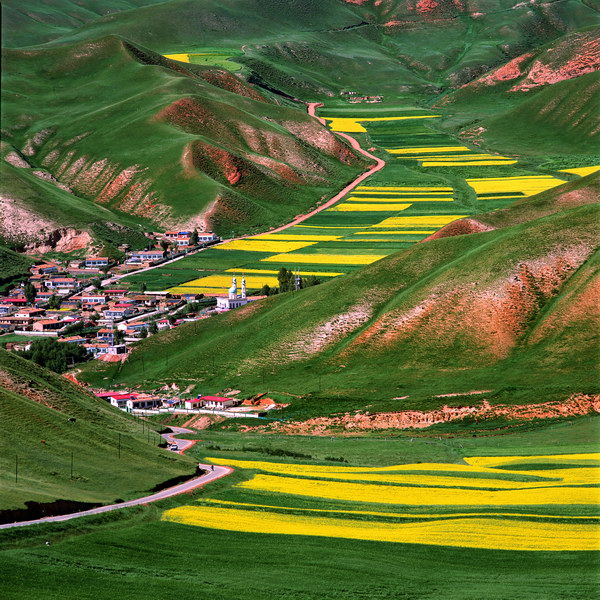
[216,275,250,310]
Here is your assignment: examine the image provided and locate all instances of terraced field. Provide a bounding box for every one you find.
[129,103,596,295]
[163,452,600,552]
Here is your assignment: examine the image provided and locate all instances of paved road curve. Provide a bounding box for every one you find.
[0,427,231,530]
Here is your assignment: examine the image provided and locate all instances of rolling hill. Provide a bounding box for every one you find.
[79,173,600,415]
[0,349,193,512]
[1,34,369,247]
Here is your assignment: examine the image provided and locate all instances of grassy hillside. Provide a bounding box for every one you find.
[0,349,193,511]
[1,35,368,238]
[79,174,599,414]
[0,246,35,293]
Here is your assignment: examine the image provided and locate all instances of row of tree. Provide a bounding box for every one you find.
[259,267,322,296]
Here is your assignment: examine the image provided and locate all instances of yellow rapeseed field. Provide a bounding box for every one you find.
[422,160,517,167]
[372,215,467,228]
[328,203,412,212]
[238,473,600,506]
[162,505,599,551]
[346,196,453,202]
[323,115,440,133]
[387,146,471,154]
[224,268,343,277]
[466,175,564,197]
[251,234,341,241]
[163,53,190,62]
[559,166,600,176]
[179,274,279,289]
[167,286,227,295]
[216,239,317,252]
[262,254,388,265]
[357,186,453,191]
[354,230,436,234]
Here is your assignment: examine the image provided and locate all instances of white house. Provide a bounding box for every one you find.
[216,276,250,311]
[200,395,241,409]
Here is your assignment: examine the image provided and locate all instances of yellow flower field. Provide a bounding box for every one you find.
[559,166,600,176]
[261,254,387,265]
[177,274,280,289]
[167,286,229,295]
[328,203,412,212]
[422,160,517,167]
[163,53,190,62]
[162,506,599,552]
[224,268,343,277]
[372,215,467,228]
[346,196,453,202]
[323,115,440,133]
[163,454,600,551]
[216,239,317,252]
[466,175,564,197]
[387,146,471,154]
[357,186,453,191]
[354,230,436,234]
[251,234,342,241]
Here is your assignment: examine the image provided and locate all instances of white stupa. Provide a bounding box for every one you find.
[216,274,250,310]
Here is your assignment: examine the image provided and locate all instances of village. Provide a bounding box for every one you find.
[0,228,233,361]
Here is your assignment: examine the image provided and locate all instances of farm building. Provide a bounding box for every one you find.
[200,395,241,409]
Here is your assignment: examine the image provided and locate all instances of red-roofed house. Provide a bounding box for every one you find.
[199,395,241,409]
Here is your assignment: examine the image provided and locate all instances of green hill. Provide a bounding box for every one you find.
[79,174,600,415]
[1,35,368,241]
[0,349,193,511]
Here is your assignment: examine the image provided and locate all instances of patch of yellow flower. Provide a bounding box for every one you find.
[224,268,343,277]
[178,274,279,289]
[357,186,453,191]
[466,175,564,197]
[328,203,412,212]
[372,215,467,228]
[217,239,317,253]
[422,160,517,167]
[167,286,227,295]
[251,234,341,241]
[354,230,436,235]
[387,147,471,154]
[347,196,453,202]
[559,166,600,176]
[163,53,190,62]
[323,115,440,133]
[261,254,387,265]
[162,505,599,551]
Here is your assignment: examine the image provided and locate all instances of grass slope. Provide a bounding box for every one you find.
[0,349,192,510]
[1,35,368,237]
[0,246,35,293]
[79,174,600,413]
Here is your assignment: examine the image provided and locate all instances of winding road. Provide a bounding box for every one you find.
[0,427,231,530]
[268,102,385,233]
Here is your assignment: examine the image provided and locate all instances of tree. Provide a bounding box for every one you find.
[114,329,125,344]
[19,338,89,373]
[260,284,271,296]
[89,312,100,323]
[140,282,147,293]
[92,278,102,290]
[149,320,158,335]
[277,267,295,293]
[139,327,148,339]
[160,239,170,253]
[167,314,176,325]
[48,294,62,310]
[24,282,37,304]
[190,228,199,246]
